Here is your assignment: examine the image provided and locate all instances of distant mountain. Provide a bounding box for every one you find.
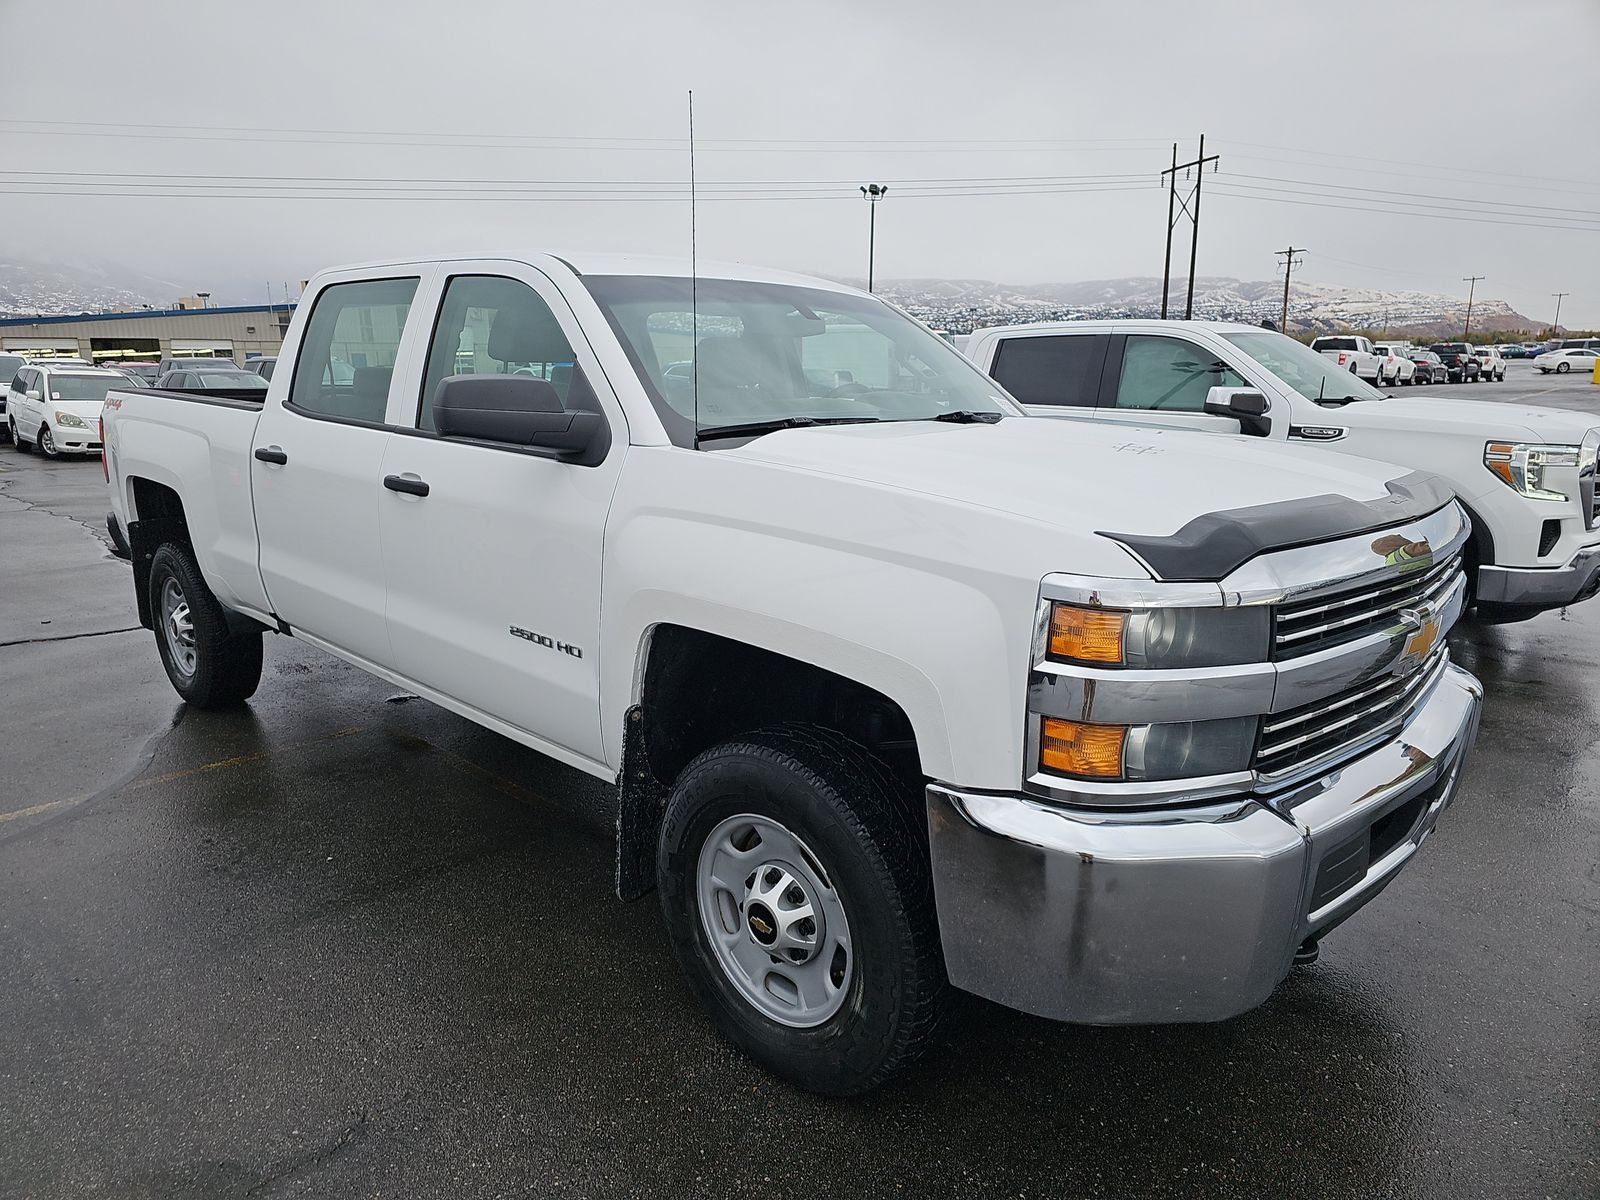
[855,275,1540,338]
[0,255,184,317]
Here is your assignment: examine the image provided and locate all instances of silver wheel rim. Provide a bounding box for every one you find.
[159,576,198,679]
[696,813,852,1028]
[40,427,54,454]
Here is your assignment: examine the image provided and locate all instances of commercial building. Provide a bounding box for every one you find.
[0,303,294,366]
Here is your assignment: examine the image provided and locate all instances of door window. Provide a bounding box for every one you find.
[988,335,1107,406]
[288,277,419,423]
[416,274,592,434]
[1113,336,1244,411]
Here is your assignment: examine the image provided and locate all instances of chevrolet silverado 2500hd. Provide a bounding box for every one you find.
[103,255,1483,1094]
[967,320,1600,621]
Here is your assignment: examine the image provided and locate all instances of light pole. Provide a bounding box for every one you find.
[196,291,210,310]
[860,184,888,293]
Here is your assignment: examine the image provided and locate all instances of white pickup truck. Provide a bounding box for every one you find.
[103,254,1483,1094]
[966,320,1600,621]
[1310,334,1387,383]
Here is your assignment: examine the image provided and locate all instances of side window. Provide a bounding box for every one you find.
[988,335,1107,407]
[417,274,591,433]
[1113,337,1244,412]
[289,277,418,423]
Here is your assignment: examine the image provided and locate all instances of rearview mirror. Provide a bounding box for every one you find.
[433,374,607,465]
[1203,387,1271,437]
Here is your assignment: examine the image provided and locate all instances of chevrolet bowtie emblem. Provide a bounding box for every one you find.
[1401,607,1440,660]
[749,915,773,936]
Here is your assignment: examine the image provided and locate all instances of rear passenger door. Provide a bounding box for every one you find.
[253,272,426,666]
[986,333,1109,418]
[1093,333,1251,436]
[376,263,623,765]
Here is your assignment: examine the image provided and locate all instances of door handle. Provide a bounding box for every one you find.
[253,445,288,465]
[383,473,429,497]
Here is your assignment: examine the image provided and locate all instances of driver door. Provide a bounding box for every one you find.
[1093,334,1251,436]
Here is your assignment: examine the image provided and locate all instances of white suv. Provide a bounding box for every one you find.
[1475,346,1506,382]
[7,364,121,457]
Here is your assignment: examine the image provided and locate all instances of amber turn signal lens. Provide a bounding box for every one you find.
[1040,718,1126,779]
[1484,442,1515,488]
[1048,604,1126,664]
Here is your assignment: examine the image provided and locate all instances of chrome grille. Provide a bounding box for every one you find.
[1272,553,1461,660]
[1256,648,1448,780]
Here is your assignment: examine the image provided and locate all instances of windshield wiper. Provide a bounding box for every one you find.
[926,410,1004,424]
[694,415,880,445]
[1314,395,1373,407]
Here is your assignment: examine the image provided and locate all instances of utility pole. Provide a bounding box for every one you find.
[1551,291,1569,337]
[1159,135,1220,320]
[1275,246,1305,333]
[860,183,888,293]
[1461,275,1484,338]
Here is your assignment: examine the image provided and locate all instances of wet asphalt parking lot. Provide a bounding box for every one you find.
[0,363,1596,1199]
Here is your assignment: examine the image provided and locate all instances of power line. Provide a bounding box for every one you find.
[1218,171,1600,217]
[1222,139,1600,193]
[1206,186,1600,234]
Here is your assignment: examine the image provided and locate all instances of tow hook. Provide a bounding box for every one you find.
[1293,937,1320,966]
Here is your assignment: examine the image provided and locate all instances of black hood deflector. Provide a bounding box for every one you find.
[1099,471,1456,582]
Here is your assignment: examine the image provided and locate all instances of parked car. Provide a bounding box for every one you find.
[0,352,27,441]
[109,370,150,387]
[152,368,269,391]
[1556,338,1600,352]
[1309,334,1383,382]
[102,253,1485,1095]
[1372,343,1416,385]
[117,362,162,384]
[7,364,123,457]
[1406,350,1446,384]
[965,320,1600,623]
[1533,347,1600,375]
[1473,346,1507,382]
[245,355,278,381]
[156,356,237,375]
[1428,343,1482,383]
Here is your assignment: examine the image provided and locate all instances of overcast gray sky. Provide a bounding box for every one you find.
[2,0,1597,323]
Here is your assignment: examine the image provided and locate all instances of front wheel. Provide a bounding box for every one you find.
[38,424,59,458]
[658,726,947,1095]
[149,543,263,708]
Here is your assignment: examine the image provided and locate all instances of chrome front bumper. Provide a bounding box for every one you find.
[1476,543,1600,608]
[927,662,1483,1025]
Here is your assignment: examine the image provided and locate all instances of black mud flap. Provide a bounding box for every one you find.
[615,705,668,901]
[125,515,188,630]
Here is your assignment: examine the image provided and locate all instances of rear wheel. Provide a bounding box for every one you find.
[658,725,947,1095]
[1556,362,1570,374]
[149,542,263,708]
[12,421,29,452]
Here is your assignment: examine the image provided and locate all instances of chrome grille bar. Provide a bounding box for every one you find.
[1273,553,1461,659]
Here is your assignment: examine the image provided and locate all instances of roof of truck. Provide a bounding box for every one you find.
[315,251,857,292]
[969,319,1271,338]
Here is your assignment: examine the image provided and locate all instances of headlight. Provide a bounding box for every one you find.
[1047,602,1268,669]
[1040,715,1256,783]
[54,411,88,428]
[1484,441,1579,502]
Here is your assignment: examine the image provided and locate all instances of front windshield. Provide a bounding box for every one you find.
[1221,331,1386,403]
[582,274,1017,447]
[48,374,117,402]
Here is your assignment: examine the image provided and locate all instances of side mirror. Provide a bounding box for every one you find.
[1203,387,1272,437]
[25,388,41,400]
[433,374,606,464]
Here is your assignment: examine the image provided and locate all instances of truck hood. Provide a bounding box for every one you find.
[725,417,1413,541]
[1350,397,1597,443]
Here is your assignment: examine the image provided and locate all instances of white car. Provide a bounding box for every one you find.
[7,364,121,457]
[966,320,1600,621]
[1533,347,1599,375]
[1372,343,1417,385]
[1474,346,1506,382]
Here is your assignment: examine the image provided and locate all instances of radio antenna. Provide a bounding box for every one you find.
[688,89,700,448]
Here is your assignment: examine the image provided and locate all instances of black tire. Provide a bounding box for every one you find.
[148,542,263,708]
[37,424,58,458]
[658,725,947,1095]
[13,422,31,453]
